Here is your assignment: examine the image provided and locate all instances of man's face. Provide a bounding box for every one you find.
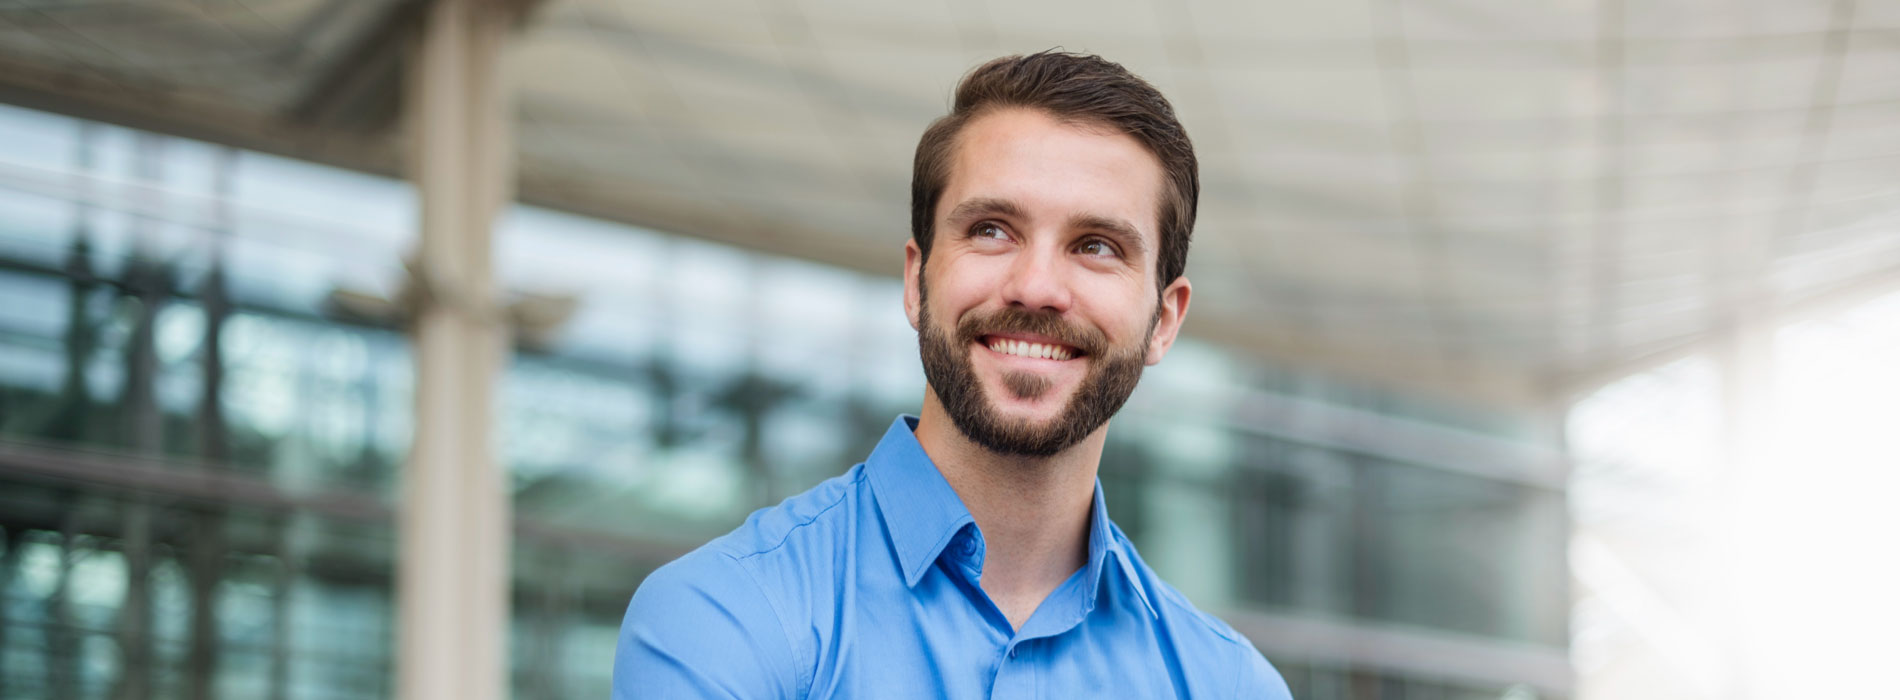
[905,108,1191,457]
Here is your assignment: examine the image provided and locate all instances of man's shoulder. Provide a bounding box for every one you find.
[1113,532,1246,646]
[617,466,873,698]
[630,464,860,618]
[1148,577,1248,647]
[696,463,869,562]
[640,463,870,614]
[619,493,840,700]
[1112,527,1295,698]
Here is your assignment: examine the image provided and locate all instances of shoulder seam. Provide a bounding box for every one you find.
[1155,586,1248,645]
[724,469,864,561]
[1115,531,1248,645]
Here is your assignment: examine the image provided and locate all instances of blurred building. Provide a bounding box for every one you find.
[0,1,1895,699]
[0,108,1567,698]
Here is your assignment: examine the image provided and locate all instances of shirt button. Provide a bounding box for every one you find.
[959,539,976,556]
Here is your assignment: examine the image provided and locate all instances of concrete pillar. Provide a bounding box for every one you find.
[396,1,516,699]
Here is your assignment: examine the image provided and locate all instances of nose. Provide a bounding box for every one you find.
[998,238,1073,314]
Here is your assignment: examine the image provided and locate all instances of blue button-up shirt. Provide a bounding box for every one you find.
[615,416,1292,698]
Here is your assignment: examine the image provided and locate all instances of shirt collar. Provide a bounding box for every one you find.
[1088,479,1159,620]
[865,415,1157,619]
[865,416,977,588]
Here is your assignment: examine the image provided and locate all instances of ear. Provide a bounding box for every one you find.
[903,239,924,331]
[1144,275,1192,366]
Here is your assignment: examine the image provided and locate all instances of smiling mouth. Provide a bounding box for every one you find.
[979,335,1083,361]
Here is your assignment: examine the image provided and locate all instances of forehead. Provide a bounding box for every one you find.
[940,108,1165,246]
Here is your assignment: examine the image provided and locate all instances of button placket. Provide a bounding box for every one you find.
[990,642,1034,700]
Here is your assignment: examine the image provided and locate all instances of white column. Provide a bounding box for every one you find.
[1714,315,1772,700]
[397,1,515,699]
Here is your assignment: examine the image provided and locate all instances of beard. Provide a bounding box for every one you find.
[917,281,1157,458]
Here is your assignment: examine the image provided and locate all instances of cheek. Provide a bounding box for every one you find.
[1081,283,1157,336]
[927,259,1007,308]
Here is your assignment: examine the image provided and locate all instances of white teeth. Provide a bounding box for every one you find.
[987,338,1073,360]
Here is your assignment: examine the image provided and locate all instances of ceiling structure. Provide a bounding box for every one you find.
[2,0,1896,406]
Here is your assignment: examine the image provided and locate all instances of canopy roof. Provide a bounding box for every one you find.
[4,0,1895,405]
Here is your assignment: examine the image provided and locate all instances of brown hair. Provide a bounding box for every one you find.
[910,50,1199,294]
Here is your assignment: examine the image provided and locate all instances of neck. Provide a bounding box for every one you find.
[914,388,1102,629]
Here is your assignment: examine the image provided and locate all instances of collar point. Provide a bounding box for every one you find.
[901,553,940,589]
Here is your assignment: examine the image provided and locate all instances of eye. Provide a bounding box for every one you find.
[971,222,1009,240]
[1075,237,1121,258]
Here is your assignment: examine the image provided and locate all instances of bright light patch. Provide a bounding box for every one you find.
[1570,289,1900,699]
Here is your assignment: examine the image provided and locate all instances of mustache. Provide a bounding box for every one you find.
[954,307,1106,357]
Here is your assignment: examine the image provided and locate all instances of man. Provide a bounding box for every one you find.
[615,51,1292,698]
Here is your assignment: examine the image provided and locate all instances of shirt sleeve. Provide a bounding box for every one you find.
[613,550,802,700]
[1231,636,1295,699]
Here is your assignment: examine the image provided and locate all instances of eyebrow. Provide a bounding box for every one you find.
[944,197,1026,224]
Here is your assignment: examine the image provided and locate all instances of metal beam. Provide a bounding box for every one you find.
[0,438,693,563]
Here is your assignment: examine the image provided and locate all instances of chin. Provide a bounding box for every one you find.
[982,378,1073,416]
[989,407,1065,433]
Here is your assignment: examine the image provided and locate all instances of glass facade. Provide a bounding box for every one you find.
[0,104,1568,698]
